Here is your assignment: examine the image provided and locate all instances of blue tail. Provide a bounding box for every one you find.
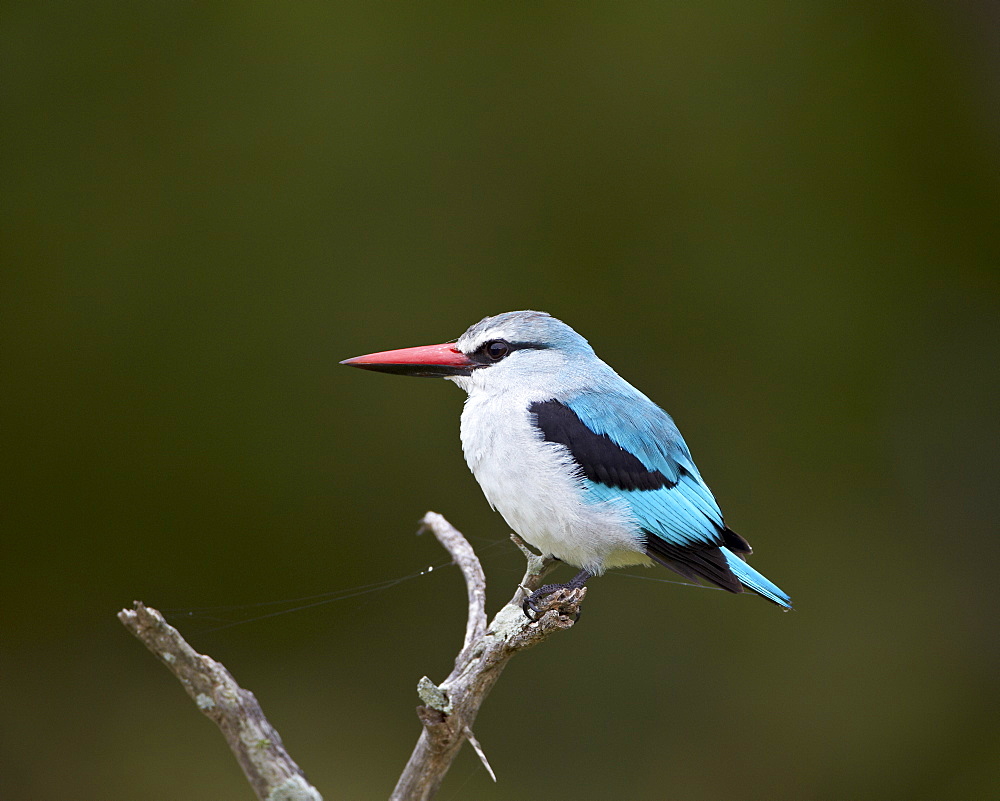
[722,549,792,609]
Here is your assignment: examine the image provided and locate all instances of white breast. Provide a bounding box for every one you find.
[458,389,649,574]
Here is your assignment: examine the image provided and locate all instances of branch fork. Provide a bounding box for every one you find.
[391,512,584,800]
[119,512,584,801]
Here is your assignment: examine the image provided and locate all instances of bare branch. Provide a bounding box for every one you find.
[119,513,580,801]
[419,511,487,653]
[391,513,583,800]
[118,602,322,801]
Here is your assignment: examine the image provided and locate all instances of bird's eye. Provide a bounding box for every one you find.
[484,340,510,361]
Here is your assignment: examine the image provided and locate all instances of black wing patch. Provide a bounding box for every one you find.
[529,399,675,491]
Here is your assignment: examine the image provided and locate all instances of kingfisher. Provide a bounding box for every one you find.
[341,310,791,615]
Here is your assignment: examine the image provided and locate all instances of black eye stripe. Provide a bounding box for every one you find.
[466,339,549,366]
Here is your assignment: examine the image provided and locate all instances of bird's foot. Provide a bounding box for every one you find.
[522,584,582,621]
[521,569,591,621]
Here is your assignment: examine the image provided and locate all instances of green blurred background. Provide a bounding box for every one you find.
[3,3,998,799]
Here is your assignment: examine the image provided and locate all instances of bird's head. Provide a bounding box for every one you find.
[340,310,599,393]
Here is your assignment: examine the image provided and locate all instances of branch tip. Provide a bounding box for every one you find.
[463,726,497,783]
[119,601,322,801]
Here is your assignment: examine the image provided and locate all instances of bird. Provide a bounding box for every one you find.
[341,310,791,615]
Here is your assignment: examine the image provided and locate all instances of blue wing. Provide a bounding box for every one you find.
[529,389,791,607]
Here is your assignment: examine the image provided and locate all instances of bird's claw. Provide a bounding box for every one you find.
[521,594,544,621]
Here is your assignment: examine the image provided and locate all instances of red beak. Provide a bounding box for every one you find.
[340,342,476,378]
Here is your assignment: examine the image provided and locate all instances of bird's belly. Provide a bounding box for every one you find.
[460,402,648,573]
